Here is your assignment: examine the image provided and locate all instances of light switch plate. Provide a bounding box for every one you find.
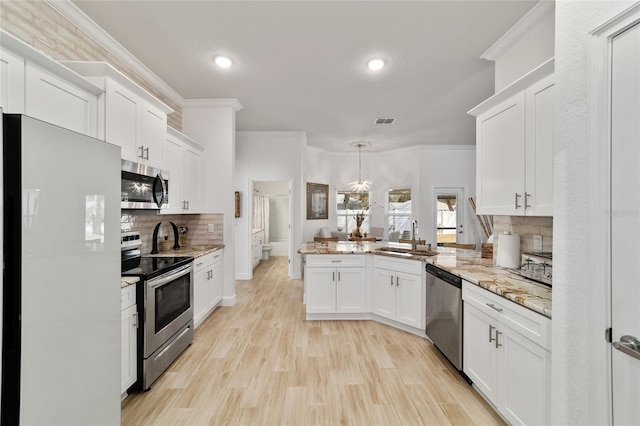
[533,234,543,251]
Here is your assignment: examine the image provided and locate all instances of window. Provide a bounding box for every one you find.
[388,189,411,236]
[336,191,370,235]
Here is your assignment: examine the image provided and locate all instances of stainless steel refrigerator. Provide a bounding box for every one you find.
[1,114,121,424]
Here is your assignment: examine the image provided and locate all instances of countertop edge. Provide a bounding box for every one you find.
[145,245,225,258]
[299,242,552,319]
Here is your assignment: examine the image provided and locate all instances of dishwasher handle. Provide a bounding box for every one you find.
[426,264,462,288]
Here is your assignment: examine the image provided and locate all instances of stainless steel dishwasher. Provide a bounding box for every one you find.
[426,264,468,380]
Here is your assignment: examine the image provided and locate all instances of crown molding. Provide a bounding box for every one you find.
[236,131,307,138]
[481,0,555,62]
[182,98,244,111]
[45,0,184,107]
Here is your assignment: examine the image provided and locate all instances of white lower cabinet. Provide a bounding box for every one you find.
[462,281,551,425]
[372,256,424,329]
[194,250,224,327]
[305,255,366,314]
[207,251,224,311]
[120,285,137,395]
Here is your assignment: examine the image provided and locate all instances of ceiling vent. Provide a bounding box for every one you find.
[375,118,396,124]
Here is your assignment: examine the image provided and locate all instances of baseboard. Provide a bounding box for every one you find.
[221,294,236,306]
[235,272,251,280]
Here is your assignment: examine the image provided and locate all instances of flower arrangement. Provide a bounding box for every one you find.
[352,212,366,237]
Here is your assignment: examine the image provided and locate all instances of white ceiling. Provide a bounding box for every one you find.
[71,1,537,152]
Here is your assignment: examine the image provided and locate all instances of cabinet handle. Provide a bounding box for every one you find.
[489,324,496,343]
[495,330,502,348]
[396,276,399,287]
[338,272,341,282]
[486,303,503,313]
[514,193,522,209]
[186,200,190,210]
[133,312,138,328]
[138,145,145,159]
[144,146,150,160]
[390,276,394,286]
[331,260,341,263]
[524,192,532,209]
[333,271,335,282]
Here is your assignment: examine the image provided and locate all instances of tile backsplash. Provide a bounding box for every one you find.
[121,212,224,254]
[492,216,553,258]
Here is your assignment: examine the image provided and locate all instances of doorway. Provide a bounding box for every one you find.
[591,5,640,424]
[252,180,293,278]
[433,187,466,246]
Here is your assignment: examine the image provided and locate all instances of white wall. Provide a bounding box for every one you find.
[301,145,476,247]
[495,11,555,91]
[182,100,242,306]
[254,180,290,241]
[235,131,305,279]
[553,1,633,424]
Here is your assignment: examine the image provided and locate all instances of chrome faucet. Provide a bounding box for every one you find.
[411,220,418,250]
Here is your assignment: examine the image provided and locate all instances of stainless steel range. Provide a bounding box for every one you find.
[520,252,552,286]
[121,231,194,391]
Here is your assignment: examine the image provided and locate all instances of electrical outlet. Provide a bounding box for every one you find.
[208,224,215,233]
[533,234,543,251]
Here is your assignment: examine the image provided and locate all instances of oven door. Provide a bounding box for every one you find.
[144,263,193,357]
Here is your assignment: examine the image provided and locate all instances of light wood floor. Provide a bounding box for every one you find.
[122,256,504,425]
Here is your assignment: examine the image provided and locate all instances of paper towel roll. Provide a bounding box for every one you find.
[496,233,521,269]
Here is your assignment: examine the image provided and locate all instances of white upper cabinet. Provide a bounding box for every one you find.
[163,126,204,213]
[25,62,99,138]
[0,32,103,138]
[61,61,173,169]
[469,59,554,216]
[524,75,554,216]
[0,47,25,113]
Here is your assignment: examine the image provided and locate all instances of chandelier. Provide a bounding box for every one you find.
[349,141,372,192]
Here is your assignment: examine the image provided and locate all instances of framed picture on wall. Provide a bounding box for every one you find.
[306,182,329,220]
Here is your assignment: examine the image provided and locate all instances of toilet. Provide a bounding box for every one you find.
[262,244,273,260]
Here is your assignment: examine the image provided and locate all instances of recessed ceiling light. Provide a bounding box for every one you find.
[214,56,232,68]
[367,58,385,71]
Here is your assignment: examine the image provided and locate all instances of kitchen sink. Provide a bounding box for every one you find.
[376,247,438,256]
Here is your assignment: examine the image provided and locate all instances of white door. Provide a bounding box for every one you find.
[336,267,366,313]
[395,271,423,328]
[434,187,466,246]
[372,268,396,320]
[611,21,640,425]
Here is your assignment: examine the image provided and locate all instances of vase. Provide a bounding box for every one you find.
[352,226,362,238]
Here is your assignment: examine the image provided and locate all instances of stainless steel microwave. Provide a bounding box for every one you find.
[121,160,169,209]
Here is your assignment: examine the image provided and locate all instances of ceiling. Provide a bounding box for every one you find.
[71,1,537,152]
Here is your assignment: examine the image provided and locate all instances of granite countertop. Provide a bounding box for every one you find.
[145,245,224,258]
[121,276,140,288]
[299,241,552,319]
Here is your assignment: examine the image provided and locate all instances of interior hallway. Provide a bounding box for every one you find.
[121,256,503,425]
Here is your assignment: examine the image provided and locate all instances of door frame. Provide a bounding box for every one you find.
[432,186,468,247]
[250,179,294,279]
[589,3,640,423]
